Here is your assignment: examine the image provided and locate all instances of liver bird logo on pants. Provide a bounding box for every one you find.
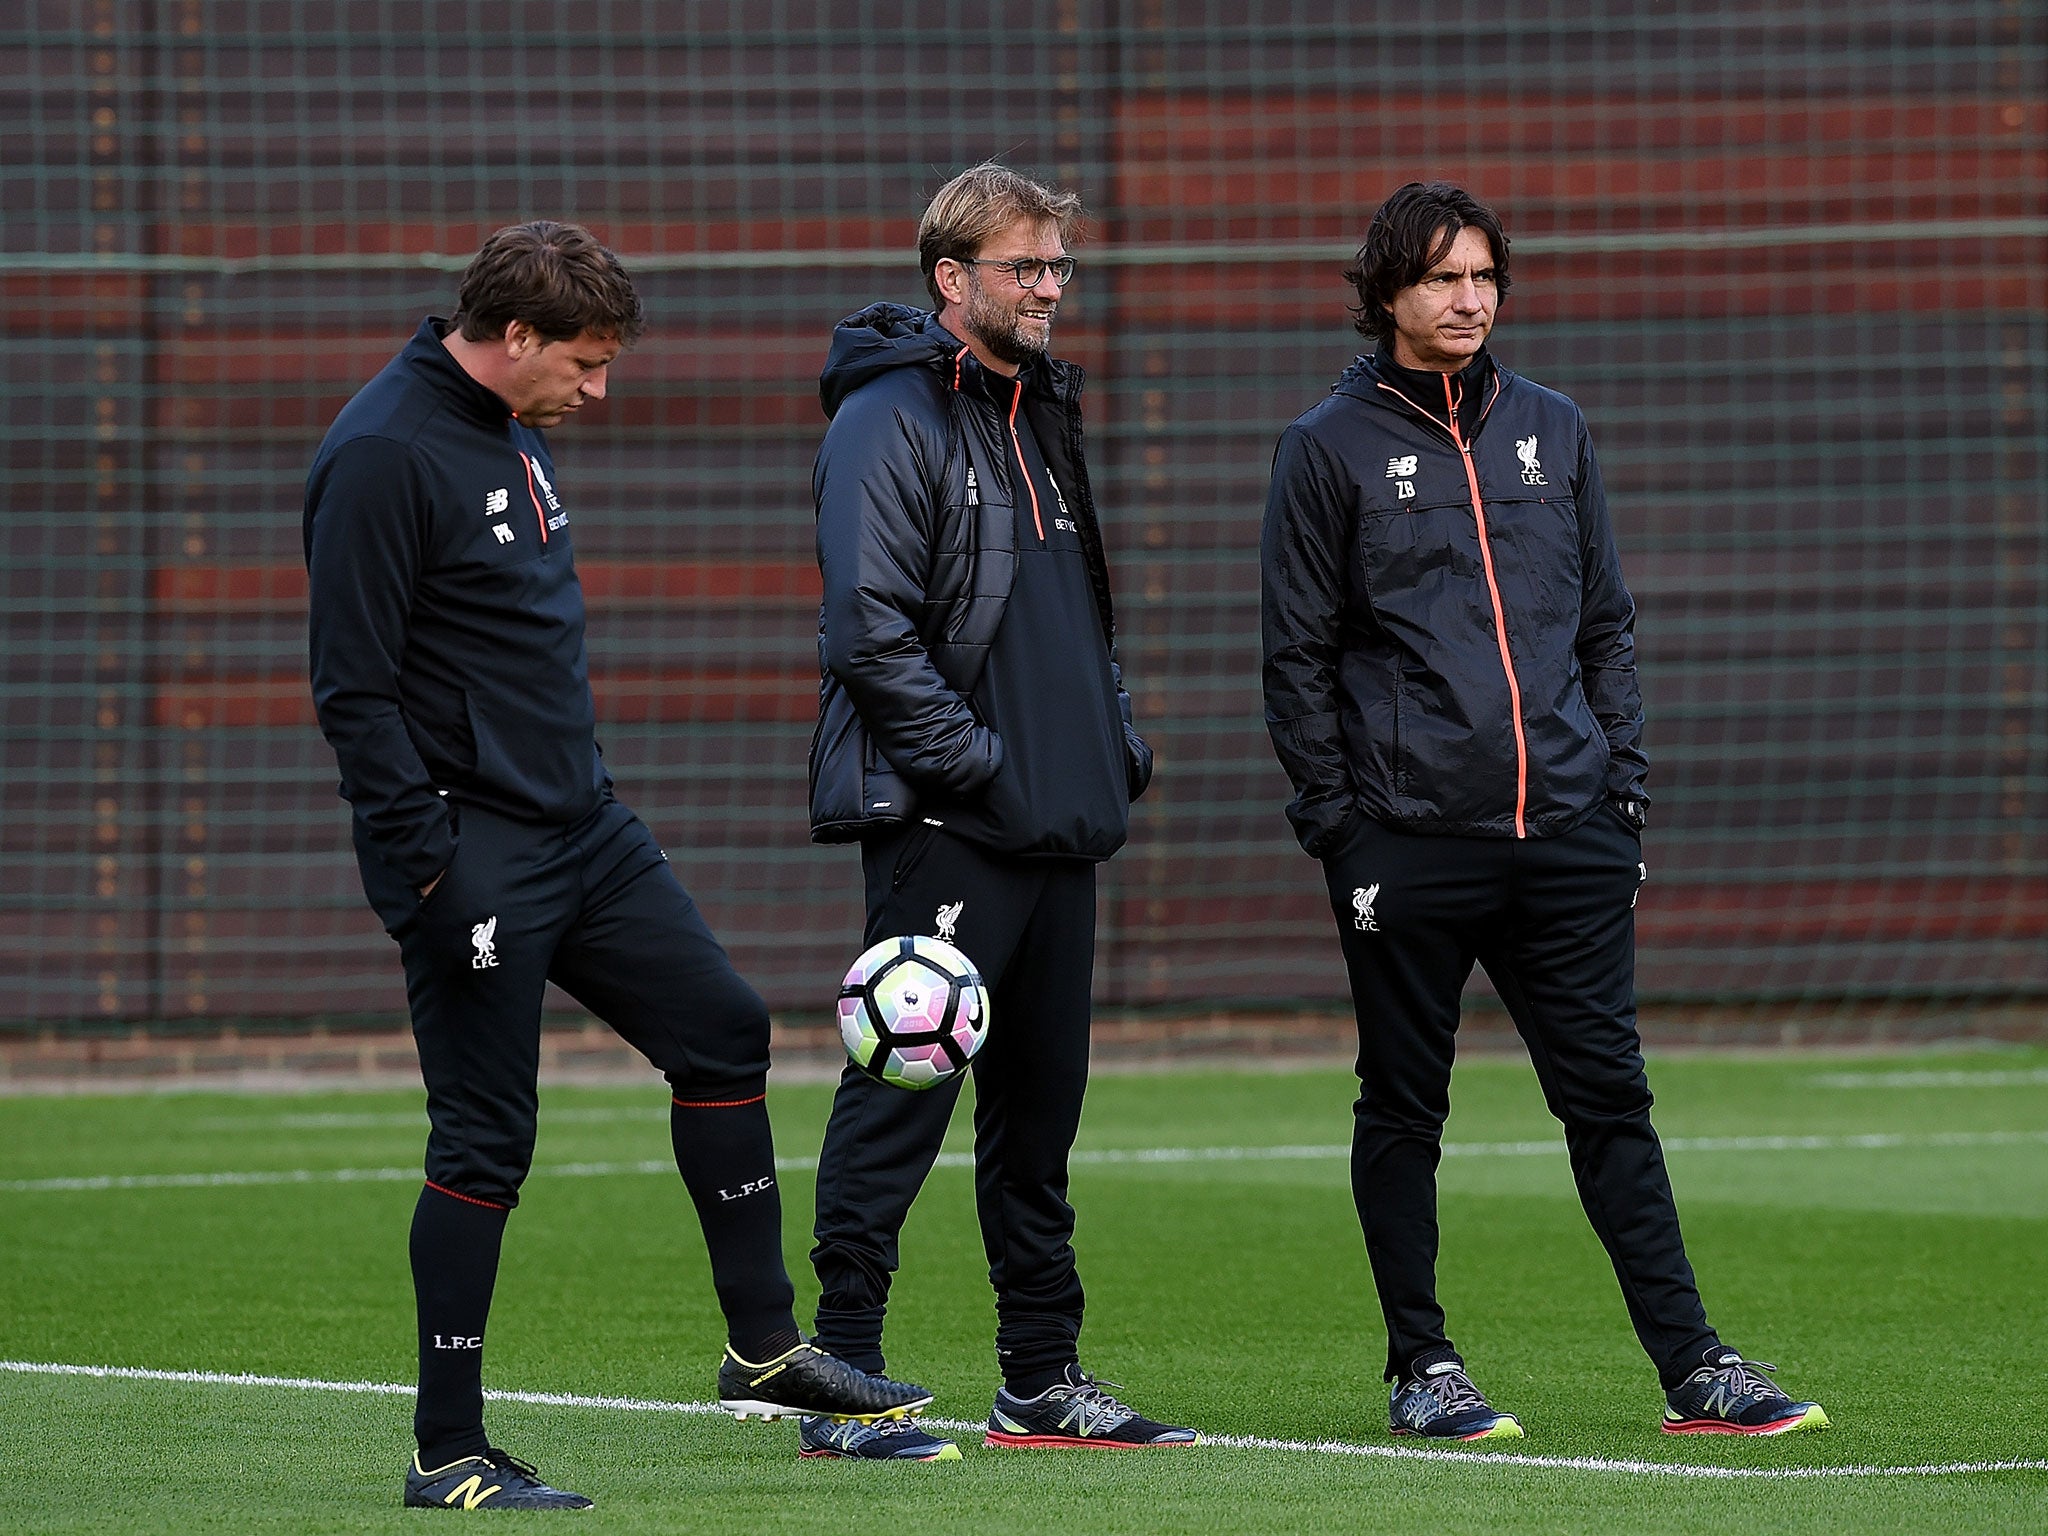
[470,915,499,969]
[1352,885,1380,932]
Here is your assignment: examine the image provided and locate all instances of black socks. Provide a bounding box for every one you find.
[1004,1362,1076,1400]
[409,1092,806,1463]
[669,1089,800,1361]
[410,1183,508,1465]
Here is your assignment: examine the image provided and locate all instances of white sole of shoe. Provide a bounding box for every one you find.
[720,1397,927,1423]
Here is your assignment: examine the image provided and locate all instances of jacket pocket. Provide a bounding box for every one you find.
[891,822,941,890]
[1390,659,1407,798]
[1487,494,1581,628]
[862,734,915,820]
[1356,501,1484,605]
[400,673,477,782]
[409,819,458,913]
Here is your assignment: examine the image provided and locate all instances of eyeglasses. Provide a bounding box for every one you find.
[957,255,1077,289]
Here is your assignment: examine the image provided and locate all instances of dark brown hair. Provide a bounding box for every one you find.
[452,221,645,346]
[917,162,1083,308]
[1343,182,1512,344]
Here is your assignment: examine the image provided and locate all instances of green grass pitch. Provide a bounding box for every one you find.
[3,1046,2045,1533]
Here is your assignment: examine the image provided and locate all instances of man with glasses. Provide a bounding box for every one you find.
[802,162,1197,1460]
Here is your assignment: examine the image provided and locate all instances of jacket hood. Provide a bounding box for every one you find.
[819,303,962,418]
[1329,352,1381,402]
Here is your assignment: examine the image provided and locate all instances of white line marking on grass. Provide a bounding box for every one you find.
[1813,1069,2048,1090]
[6,1130,2047,1195]
[5,1360,2044,1482]
[195,1107,671,1131]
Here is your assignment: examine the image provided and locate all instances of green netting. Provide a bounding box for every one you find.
[3,3,2043,1030]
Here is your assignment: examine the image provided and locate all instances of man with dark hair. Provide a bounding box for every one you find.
[1261,182,1829,1442]
[802,163,1199,1460]
[305,220,926,1511]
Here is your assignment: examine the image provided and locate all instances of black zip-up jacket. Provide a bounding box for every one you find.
[809,302,1152,844]
[1261,348,1646,856]
[304,316,605,889]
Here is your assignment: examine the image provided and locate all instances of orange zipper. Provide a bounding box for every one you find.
[1007,381,1045,542]
[518,452,550,544]
[1375,375,1527,837]
[1442,376,1528,837]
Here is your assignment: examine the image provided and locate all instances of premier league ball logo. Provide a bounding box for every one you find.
[836,935,990,1091]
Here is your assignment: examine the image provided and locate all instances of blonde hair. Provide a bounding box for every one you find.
[917,162,1083,308]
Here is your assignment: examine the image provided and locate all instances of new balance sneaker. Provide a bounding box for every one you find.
[985,1366,1201,1449]
[1663,1351,1830,1436]
[718,1339,933,1423]
[1388,1359,1525,1441]
[403,1448,593,1510]
[799,1413,962,1461]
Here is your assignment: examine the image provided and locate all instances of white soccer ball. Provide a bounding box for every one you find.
[836,934,990,1091]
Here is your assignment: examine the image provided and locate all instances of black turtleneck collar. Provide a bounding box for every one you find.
[924,317,1041,406]
[1371,345,1496,443]
[404,315,516,429]
[973,354,1035,408]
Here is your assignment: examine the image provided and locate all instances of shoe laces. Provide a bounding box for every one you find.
[479,1448,540,1480]
[1416,1367,1488,1416]
[1698,1356,1781,1399]
[810,1417,868,1448]
[1050,1371,1137,1430]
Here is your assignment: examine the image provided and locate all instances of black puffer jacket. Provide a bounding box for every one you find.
[809,303,1150,842]
[1261,350,1646,855]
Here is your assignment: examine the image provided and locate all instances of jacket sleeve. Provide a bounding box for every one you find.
[1111,652,1154,800]
[304,435,456,888]
[815,386,1004,798]
[1261,423,1359,855]
[1570,416,1650,804]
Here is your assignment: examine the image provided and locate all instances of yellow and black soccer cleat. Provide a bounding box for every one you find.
[717,1339,933,1423]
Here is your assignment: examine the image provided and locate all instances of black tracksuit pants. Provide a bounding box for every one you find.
[1321,807,1721,1389]
[356,795,798,1458]
[811,823,1097,1383]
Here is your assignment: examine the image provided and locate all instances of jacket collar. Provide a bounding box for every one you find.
[1335,346,1502,443]
[404,316,517,429]
[929,318,1084,413]
[817,302,1082,418]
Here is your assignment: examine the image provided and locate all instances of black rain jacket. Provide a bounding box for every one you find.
[809,302,1151,842]
[1261,349,1647,856]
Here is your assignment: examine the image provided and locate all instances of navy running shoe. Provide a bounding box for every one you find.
[1388,1360,1525,1441]
[718,1339,932,1423]
[1663,1351,1830,1436]
[403,1448,593,1510]
[799,1414,961,1461]
[986,1366,1201,1449]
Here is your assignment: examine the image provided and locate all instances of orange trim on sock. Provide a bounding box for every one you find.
[671,1093,767,1109]
[424,1179,508,1211]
